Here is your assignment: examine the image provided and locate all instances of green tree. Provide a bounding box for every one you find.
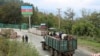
[64,8,75,34]
[72,19,95,37]
[0,0,22,24]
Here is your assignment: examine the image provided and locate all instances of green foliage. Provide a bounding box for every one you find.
[36,12,59,28]
[78,38,100,53]
[94,28,100,42]
[0,0,22,24]
[0,37,39,56]
[0,38,9,56]
[72,20,95,36]
[61,20,72,34]
[88,11,100,28]
[72,10,100,42]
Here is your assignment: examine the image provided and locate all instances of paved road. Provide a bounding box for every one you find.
[16,30,92,56]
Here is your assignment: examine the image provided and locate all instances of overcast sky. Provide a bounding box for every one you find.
[23,0,100,17]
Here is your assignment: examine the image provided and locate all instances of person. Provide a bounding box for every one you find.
[43,32,46,39]
[53,31,56,36]
[25,35,28,42]
[59,32,63,39]
[61,34,67,40]
[22,35,24,42]
[49,32,52,36]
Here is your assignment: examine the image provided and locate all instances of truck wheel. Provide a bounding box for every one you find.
[54,51,58,56]
[42,42,46,50]
[50,48,54,56]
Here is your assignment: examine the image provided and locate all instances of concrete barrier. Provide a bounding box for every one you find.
[28,28,42,36]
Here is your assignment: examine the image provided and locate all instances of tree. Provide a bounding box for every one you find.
[72,19,95,37]
[88,11,100,28]
[81,9,91,18]
[64,8,75,20]
[0,3,21,24]
[64,8,75,34]
[0,0,22,24]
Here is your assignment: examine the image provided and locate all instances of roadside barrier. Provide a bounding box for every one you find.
[91,53,100,56]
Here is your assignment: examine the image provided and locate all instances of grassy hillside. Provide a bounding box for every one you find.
[78,38,100,53]
[0,37,39,56]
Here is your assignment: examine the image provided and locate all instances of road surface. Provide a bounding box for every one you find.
[15,29,92,56]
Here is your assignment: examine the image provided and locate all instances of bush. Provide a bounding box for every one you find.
[72,20,95,36]
[0,37,39,56]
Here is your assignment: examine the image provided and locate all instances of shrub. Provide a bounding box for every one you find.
[0,37,39,56]
[72,20,95,36]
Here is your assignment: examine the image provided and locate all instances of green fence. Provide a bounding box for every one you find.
[0,23,28,29]
[21,23,28,29]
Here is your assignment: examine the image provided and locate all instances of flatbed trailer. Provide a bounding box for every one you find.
[41,36,77,56]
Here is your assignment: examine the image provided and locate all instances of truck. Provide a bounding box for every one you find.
[41,35,77,56]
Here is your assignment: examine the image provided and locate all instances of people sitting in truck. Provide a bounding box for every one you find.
[49,32,53,36]
[53,32,59,39]
[52,31,56,36]
[59,32,63,39]
[56,32,59,36]
[68,35,74,40]
[47,31,49,35]
[61,34,68,40]
[63,35,75,40]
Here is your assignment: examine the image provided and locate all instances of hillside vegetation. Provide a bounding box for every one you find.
[0,37,39,56]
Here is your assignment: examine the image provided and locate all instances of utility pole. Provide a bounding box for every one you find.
[29,15,31,28]
[57,8,61,29]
